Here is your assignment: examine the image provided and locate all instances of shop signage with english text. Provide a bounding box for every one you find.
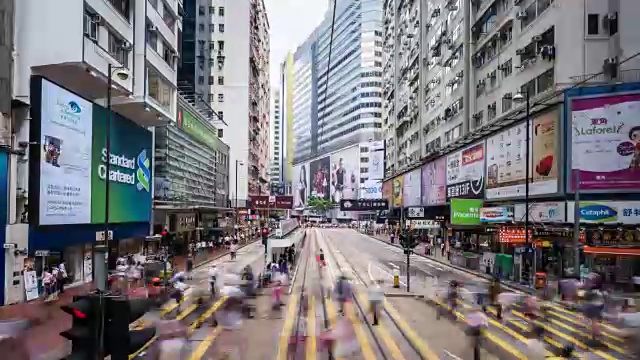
[480,207,513,223]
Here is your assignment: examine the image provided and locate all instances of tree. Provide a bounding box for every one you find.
[307,196,332,215]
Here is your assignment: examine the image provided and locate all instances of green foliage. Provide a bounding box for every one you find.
[307,196,333,213]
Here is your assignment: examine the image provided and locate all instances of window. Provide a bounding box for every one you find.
[84,11,99,40]
[218,7,225,16]
[218,76,224,85]
[199,6,205,15]
[108,31,129,66]
[199,23,205,32]
[208,76,214,85]
[208,94,215,102]
[147,69,172,111]
[198,76,204,84]
[218,111,224,120]
[587,14,599,35]
[146,23,158,51]
[209,6,215,13]
[218,94,224,102]
[108,0,130,21]
[218,24,225,32]
[218,40,225,50]
[162,41,174,67]
[163,4,176,32]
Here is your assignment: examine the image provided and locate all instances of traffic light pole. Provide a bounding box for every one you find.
[406,250,411,292]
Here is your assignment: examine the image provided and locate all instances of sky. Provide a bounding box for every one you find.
[263,0,329,87]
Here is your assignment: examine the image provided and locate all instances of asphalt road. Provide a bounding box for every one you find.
[319,228,632,360]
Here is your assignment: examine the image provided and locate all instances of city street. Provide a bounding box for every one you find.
[320,228,630,359]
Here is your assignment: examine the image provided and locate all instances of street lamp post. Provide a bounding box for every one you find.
[513,90,531,282]
[234,160,244,233]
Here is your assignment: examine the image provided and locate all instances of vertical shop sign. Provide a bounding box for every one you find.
[392,176,404,207]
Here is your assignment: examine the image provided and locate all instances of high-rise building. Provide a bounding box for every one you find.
[383,0,640,177]
[210,0,270,207]
[287,0,384,166]
[270,89,282,182]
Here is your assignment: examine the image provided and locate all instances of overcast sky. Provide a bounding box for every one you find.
[264,0,328,88]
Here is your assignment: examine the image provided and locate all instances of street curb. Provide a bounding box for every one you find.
[383,292,421,298]
[287,230,307,295]
[192,239,260,270]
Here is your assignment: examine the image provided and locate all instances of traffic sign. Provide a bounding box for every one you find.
[340,199,389,211]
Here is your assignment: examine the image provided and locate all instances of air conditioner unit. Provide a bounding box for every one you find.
[147,24,158,32]
[516,11,528,20]
[532,35,542,42]
[515,48,526,55]
[92,14,102,23]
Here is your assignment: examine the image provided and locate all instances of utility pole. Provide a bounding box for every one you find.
[400,230,418,292]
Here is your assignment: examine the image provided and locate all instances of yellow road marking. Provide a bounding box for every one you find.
[543,307,625,343]
[175,303,198,320]
[325,299,345,360]
[187,327,222,360]
[357,292,405,360]
[276,294,300,360]
[384,299,440,360]
[549,303,619,333]
[306,296,317,360]
[345,300,377,360]
[128,297,228,359]
[436,299,530,359]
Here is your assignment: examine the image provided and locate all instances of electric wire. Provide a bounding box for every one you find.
[319,0,338,148]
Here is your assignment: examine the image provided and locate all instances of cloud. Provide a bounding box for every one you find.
[264,0,328,86]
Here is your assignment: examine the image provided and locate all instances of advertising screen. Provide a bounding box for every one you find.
[309,156,331,201]
[330,146,360,202]
[403,169,421,206]
[392,176,404,207]
[422,157,446,205]
[382,180,392,201]
[292,163,309,209]
[32,77,152,226]
[446,141,485,200]
[360,179,382,199]
[569,92,640,191]
[486,109,559,199]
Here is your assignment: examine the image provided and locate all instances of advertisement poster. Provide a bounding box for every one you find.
[367,140,385,180]
[360,179,382,199]
[567,200,640,224]
[382,180,392,201]
[480,206,513,223]
[36,78,152,226]
[486,110,558,199]
[330,146,360,202]
[309,156,331,201]
[403,169,421,206]
[392,176,404,207]
[450,199,483,225]
[569,92,640,191]
[421,157,446,205]
[39,78,93,225]
[514,201,565,223]
[293,164,309,209]
[446,142,485,200]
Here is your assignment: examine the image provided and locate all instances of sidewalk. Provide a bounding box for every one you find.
[0,239,258,359]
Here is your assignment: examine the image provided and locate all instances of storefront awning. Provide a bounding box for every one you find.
[583,246,640,256]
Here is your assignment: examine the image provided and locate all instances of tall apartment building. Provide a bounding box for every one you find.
[383,0,640,177]
[270,89,282,182]
[210,0,270,208]
[288,0,384,166]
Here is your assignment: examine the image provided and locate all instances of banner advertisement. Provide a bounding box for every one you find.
[177,105,220,151]
[360,179,382,199]
[514,201,565,223]
[446,142,485,200]
[569,92,640,191]
[450,199,483,225]
[368,148,384,180]
[293,164,309,209]
[330,146,360,203]
[249,195,294,209]
[480,206,513,223]
[392,176,404,207]
[309,156,330,201]
[36,77,152,226]
[422,157,446,205]
[486,109,559,199]
[403,169,421,206]
[382,180,392,201]
[567,200,640,224]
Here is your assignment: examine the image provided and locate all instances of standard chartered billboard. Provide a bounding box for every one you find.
[31,77,152,226]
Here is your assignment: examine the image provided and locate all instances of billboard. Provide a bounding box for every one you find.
[392,176,404,207]
[450,199,483,225]
[382,180,392,201]
[367,140,385,180]
[360,179,382,199]
[330,146,360,203]
[309,156,331,201]
[567,89,640,192]
[31,77,152,226]
[403,169,421,206]
[446,141,485,200]
[249,195,294,209]
[486,109,559,199]
[292,163,309,209]
[567,200,640,224]
[422,157,446,205]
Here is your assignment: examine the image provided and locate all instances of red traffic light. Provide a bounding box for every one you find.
[161,230,167,236]
[72,309,87,319]
[262,228,268,234]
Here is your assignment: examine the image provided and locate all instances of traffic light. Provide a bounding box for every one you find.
[60,295,101,358]
[104,297,156,360]
[261,227,269,247]
[400,231,419,254]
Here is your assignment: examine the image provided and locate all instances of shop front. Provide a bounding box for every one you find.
[199,210,233,244]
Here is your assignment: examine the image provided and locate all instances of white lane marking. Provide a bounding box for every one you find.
[388,262,399,269]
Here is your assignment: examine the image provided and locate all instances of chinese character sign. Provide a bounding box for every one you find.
[569,91,640,191]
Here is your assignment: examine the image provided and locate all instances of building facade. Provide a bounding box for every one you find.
[209,0,270,208]
[1,0,182,305]
[383,0,640,177]
[287,0,384,166]
[270,88,281,182]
